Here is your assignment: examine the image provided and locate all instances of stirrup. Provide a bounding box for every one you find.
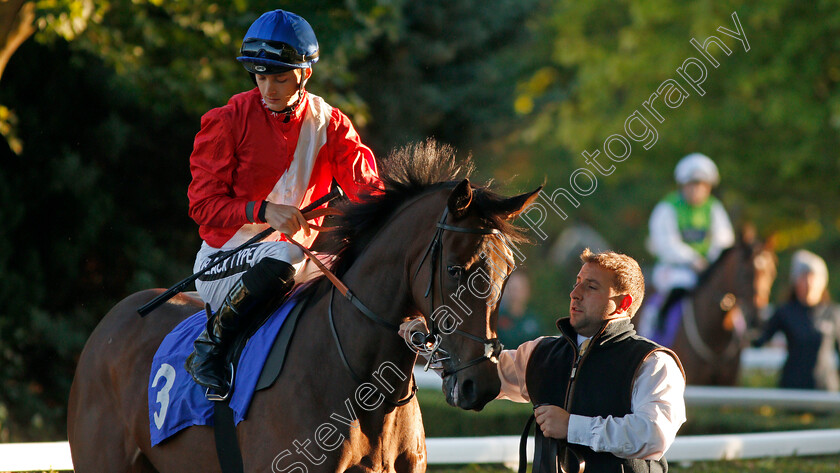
[205,362,236,402]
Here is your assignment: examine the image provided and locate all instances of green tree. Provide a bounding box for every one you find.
[0,0,541,440]
[496,0,840,318]
[352,0,539,153]
[0,0,404,440]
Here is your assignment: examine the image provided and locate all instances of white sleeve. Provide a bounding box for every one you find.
[648,202,702,265]
[566,352,687,460]
[706,201,735,262]
[495,337,547,403]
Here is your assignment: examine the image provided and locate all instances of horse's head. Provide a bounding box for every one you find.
[714,231,777,328]
[752,237,777,310]
[409,179,540,410]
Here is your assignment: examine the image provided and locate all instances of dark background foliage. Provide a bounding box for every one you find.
[0,0,838,440]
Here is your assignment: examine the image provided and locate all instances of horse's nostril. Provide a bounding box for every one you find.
[460,378,477,406]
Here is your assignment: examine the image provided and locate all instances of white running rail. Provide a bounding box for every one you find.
[5,430,840,471]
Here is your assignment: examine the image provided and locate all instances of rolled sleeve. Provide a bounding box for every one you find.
[495,337,547,403]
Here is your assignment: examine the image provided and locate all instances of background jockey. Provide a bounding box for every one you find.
[185,9,382,399]
[647,153,735,328]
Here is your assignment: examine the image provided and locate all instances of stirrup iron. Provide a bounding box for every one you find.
[205,362,236,402]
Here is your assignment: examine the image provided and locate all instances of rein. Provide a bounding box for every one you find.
[681,296,742,364]
[284,230,417,406]
[683,247,756,364]
[136,190,343,317]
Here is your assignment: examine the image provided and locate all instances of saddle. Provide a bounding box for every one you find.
[193,255,332,473]
[148,257,331,449]
[210,287,315,473]
[225,254,335,390]
[643,291,687,348]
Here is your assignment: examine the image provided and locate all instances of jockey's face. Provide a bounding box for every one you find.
[256,68,311,112]
[569,263,630,337]
[681,181,712,206]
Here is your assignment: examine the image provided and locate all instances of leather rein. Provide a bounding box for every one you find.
[285,204,504,406]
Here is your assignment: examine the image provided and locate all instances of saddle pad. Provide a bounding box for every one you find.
[148,297,298,446]
[649,296,683,348]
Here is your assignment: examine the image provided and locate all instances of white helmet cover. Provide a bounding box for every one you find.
[674,153,720,185]
[790,249,829,286]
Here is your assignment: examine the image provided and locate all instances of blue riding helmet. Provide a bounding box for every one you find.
[237,10,320,75]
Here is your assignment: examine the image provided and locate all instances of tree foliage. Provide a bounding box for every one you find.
[352,0,539,153]
[0,0,537,440]
[497,0,840,318]
[0,0,837,441]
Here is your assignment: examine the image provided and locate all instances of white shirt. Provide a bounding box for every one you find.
[648,199,734,265]
[647,199,734,292]
[496,337,686,460]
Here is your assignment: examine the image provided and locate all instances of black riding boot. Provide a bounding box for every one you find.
[185,258,296,400]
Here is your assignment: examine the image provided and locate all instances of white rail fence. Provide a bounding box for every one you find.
[5,429,840,472]
[0,441,73,472]
[4,348,839,471]
[425,430,840,464]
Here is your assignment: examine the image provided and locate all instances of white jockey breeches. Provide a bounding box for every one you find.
[193,241,305,311]
[651,263,699,295]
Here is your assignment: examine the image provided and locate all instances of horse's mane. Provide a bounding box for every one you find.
[298,139,528,300]
[695,245,738,287]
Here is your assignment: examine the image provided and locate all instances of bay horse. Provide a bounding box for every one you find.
[67,141,540,472]
[639,236,776,386]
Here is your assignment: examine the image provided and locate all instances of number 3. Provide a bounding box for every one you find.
[152,363,177,430]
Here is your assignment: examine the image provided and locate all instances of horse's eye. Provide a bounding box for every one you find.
[447,265,464,278]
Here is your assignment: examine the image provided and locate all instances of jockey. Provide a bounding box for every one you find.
[647,153,735,327]
[185,9,382,399]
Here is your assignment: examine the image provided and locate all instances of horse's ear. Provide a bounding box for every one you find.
[448,179,473,218]
[496,186,543,220]
[740,223,757,246]
[764,233,777,252]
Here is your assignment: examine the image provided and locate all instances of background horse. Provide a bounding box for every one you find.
[67,141,540,472]
[638,235,777,386]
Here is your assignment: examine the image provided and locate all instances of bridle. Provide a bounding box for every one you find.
[683,244,759,363]
[411,207,504,377]
[291,202,505,406]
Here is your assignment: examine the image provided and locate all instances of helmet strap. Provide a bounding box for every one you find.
[278,70,308,123]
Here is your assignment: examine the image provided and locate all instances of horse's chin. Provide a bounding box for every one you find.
[442,374,490,411]
[442,374,459,407]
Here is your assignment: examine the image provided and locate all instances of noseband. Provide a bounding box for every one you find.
[412,207,504,377]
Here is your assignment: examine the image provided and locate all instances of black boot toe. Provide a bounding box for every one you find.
[185,351,231,393]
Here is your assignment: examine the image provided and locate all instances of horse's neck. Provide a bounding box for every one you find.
[329,201,440,396]
[692,251,737,330]
[341,199,436,322]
